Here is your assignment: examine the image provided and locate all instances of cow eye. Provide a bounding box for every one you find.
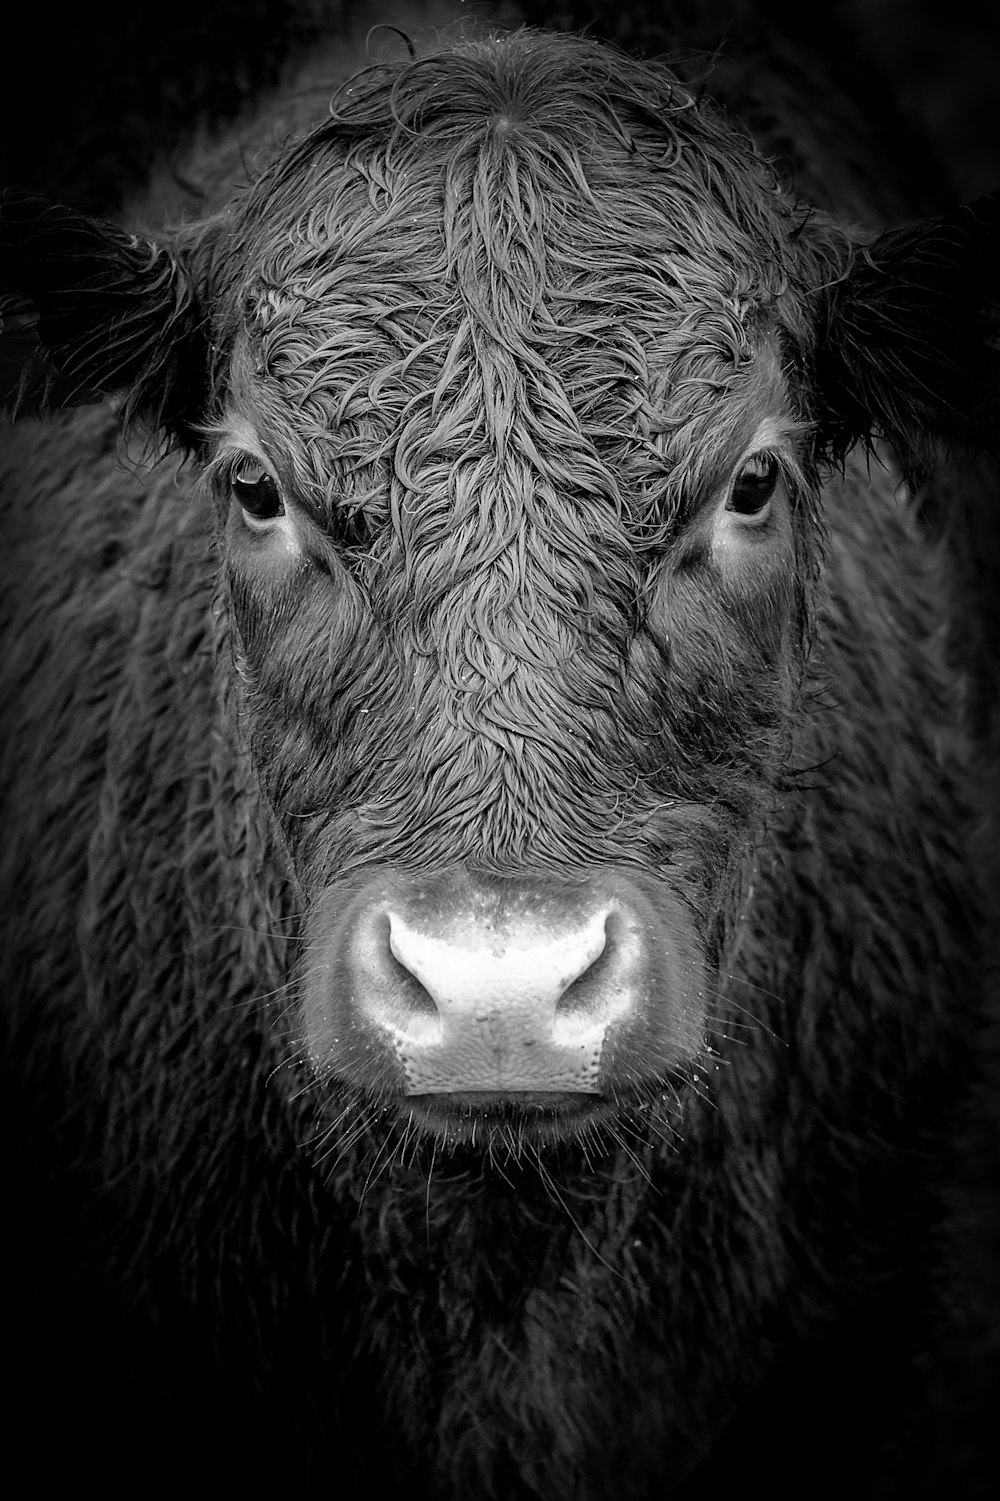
[727,452,780,522]
[230,460,284,523]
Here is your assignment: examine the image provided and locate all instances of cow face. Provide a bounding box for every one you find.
[203,41,818,1138]
[2,31,996,1149]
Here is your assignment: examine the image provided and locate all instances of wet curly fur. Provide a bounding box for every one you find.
[0,17,995,1501]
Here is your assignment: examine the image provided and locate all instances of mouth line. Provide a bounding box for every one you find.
[306,1071,698,1165]
[397,1089,629,1150]
[409,1089,595,1111]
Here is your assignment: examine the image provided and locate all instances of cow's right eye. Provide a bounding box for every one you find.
[230,461,284,523]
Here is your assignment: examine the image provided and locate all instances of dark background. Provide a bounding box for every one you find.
[0,2,997,1489]
[1,0,997,215]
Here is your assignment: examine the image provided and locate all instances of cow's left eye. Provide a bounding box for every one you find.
[230,460,284,524]
[727,453,780,522]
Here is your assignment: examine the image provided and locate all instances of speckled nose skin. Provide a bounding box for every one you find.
[303,869,706,1098]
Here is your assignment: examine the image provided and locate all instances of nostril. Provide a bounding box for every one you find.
[552,919,610,1016]
[387,920,447,1014]
[387,945,439,1018]
[554,933,611,1017]
[552,909,637,1048]
[351,914,442,1049]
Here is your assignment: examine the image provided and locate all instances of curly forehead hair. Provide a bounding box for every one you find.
[205,29,834,573]
[192,28,840,872]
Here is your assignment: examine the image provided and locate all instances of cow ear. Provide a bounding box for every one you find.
[0,188,213,448]
[813,190,1000,480]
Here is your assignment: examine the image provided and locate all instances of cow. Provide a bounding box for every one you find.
[1,6,997,1498]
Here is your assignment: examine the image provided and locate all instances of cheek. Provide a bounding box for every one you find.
[653,556,795,661]
[224,567,390,841]
[709,508,798,654]
[224,529,361,700]
[226,557,313,679]
[643,546,799,748]
[224,544,395,778]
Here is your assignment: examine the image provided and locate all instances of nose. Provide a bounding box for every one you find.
[382,903,618,1093]
[303,871,705,1098]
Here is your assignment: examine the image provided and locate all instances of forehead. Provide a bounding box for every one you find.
[232,38,795,348]
[216,38,802,493]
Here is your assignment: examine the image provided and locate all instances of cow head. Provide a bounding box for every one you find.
[2,31,996,1151]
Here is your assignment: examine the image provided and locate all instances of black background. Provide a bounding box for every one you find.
[0,2,997,1491]
[1,1,997,214]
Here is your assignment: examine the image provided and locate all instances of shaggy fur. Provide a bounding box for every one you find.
[1,18,996,1501]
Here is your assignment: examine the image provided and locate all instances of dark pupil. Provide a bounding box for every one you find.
[232,468,281,519]
[730,456,778,514]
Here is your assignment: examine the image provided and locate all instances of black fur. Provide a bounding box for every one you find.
[1,17,996,1501]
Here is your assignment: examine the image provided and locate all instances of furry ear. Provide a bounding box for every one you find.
[0,188,212,446]
[813,190,1000,480]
